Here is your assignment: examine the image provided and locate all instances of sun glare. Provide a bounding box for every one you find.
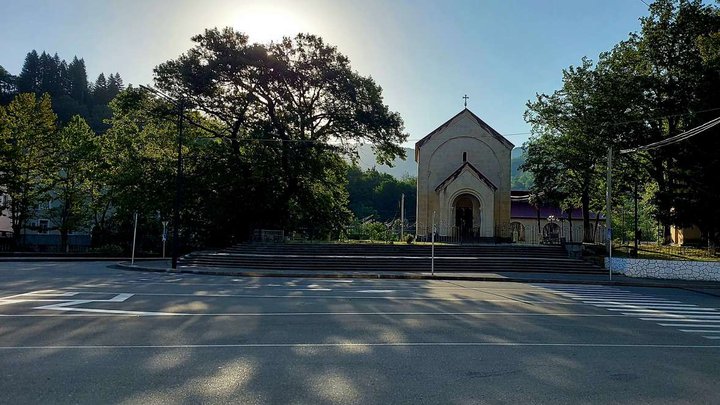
[234,6,304,43]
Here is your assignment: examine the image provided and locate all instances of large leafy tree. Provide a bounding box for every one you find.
[525,0,720,245]
[524,58,610,242]
[44,115,98,251]
[99,88,221,250]
[153,28,407,239]
[0,93,57,246]
[597,0,720,244]
[100,89,178,243]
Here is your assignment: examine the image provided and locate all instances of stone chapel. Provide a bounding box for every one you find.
[415,108,513,241]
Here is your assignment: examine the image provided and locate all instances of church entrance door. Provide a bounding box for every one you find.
[453,194,479,242]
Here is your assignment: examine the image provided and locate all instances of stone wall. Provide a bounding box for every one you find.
[606,257,720,282]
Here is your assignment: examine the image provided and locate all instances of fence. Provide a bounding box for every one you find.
[407,222,606,245]
[254,221,610,246]
[615,243,719,261]
[252,229,285,243]
[17,234,91,253]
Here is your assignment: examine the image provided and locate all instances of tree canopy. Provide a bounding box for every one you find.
[524,0,720,244]
[152,27,408,240]
[5,50,125,133]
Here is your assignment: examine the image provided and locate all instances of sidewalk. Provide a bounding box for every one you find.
[114,260,720,296]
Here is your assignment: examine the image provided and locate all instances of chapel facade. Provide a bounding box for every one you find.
[415,108,513,241]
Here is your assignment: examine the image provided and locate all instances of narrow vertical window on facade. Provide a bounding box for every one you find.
[463,152,467,162]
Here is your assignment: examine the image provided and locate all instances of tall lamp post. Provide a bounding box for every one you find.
[139,85,184,269]
[140,85,230,268]
[171,99,184,269]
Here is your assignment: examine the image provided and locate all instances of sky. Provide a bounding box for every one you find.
[0,0,650,149]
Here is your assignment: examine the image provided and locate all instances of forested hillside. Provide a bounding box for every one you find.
[0,50,124,133]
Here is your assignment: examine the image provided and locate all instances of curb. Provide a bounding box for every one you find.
[112,262,720,290]
[0,257,166,262]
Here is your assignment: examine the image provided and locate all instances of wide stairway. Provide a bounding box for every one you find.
[178,243,603,274]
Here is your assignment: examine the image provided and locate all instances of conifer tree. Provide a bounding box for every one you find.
[16,50,41,94]
[67,57,89,103]
[92,73,108,104]
[0,65,16,104]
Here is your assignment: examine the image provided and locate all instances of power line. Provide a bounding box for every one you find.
[620,115,720,154]
[405,107,720,143]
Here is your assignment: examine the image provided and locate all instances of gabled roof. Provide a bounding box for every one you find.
[415,108,514,161]
[435,161,498,192]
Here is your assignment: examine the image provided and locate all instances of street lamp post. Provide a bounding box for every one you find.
[140,85,186,270]
[171,99,184,269]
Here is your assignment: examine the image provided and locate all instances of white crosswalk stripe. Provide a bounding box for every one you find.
[537,284,720,340]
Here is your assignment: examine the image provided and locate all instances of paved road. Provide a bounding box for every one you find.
[1,261,719,404]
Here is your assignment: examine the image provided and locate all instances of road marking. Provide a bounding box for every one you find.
[601,306,711,311]
[36,307,184,316]
[554,292,640,296]
[680,330,720,333]
[703,336,720,339]
[107,293,134,302]
[592,302,700,308]
[641,318,720,323]
[30,292,160,315]
[581,300,684,305]
[0,291,79,300]
[28,290,585,303]
[618,312,720,318]
[0,289,665,306]
[538,284,720,340]
[0,342,718,350]
[608,309,717,314]
[0,311,634,318]
[659,324,720,328]
[356,290,396,293]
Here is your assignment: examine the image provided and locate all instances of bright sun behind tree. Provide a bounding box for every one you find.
[234,5,305,43]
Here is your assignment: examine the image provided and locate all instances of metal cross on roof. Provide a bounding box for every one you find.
[463,94,469,108]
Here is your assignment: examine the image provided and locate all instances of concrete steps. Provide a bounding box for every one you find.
[179,243,603,274]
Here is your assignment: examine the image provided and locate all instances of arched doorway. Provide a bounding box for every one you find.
[453,193,480,241]
[543,223,560,244]
[510,222,525,242]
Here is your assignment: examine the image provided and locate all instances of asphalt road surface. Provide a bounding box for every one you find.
[1,261,719,404]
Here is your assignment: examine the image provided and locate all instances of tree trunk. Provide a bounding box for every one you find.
[594,211,601,241]
[566,208,573,242]
[10,198,24,248]
[60,230,68,253]
[581,188,593,243]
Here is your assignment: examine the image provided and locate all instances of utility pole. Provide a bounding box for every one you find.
[131,211,138,265]
[400,193,405,242]
[172,99,185,269]
[606,147,613,280]
[634,181,639,257]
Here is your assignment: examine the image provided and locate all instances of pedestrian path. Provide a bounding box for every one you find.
[537,284,720,340]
